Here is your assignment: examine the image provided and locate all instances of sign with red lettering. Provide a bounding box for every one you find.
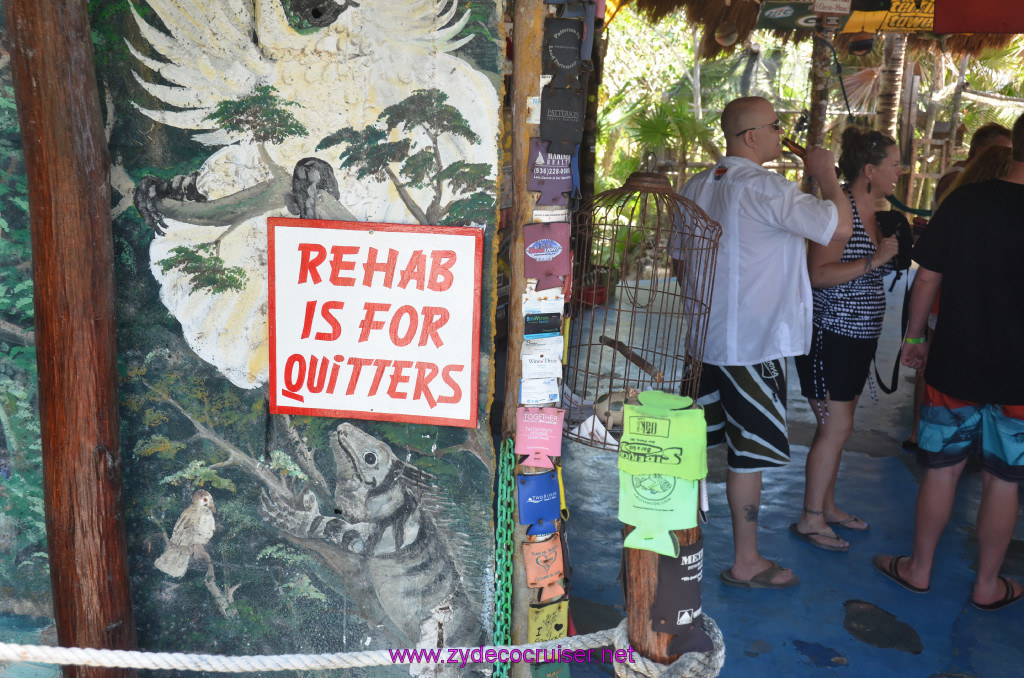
[268,218,482,427]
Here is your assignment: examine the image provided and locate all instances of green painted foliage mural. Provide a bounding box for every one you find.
[0,8,51,622]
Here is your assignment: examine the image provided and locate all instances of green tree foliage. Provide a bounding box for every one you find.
[319,88,495,226]
[203,85,308,145]
[600,6,813,189]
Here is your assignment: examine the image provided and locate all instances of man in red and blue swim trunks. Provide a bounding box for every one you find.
[874,113,1024,611]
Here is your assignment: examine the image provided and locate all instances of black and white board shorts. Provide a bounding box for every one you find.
[696,360,789,472]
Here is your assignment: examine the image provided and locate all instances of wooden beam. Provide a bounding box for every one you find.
[5,1,137,675]
[505,3,545,677]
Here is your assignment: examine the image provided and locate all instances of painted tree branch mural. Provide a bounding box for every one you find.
[320,88,495,227]
[124,350,485,665]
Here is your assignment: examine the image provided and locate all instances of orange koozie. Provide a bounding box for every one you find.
[523,537,566,601]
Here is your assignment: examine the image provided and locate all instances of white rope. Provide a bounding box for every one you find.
[0,629,616,672]
[611,618,725,678]
[0,618,725,676]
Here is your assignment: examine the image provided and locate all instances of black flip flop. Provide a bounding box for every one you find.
[873,554,929,593]
[789,523,849,552]
[972,576,1024,611]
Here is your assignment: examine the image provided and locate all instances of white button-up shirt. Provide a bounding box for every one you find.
[671,156,838,366]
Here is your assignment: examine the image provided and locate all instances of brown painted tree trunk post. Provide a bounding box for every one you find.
[505,2,545,677]
[622,524,700,663]
[877,33,907,138]
[5,1,138,675]
[802,22,833,195]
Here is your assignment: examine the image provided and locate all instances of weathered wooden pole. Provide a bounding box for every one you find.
[802,21,834,195]
[623,525,701,664]
[5,1,137,674]
[877,33,907,138]
[505,2,545,677]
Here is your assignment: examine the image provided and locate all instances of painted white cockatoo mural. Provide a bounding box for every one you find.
[129,0,499,389]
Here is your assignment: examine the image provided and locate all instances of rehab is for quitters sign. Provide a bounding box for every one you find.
[268,218,482,428]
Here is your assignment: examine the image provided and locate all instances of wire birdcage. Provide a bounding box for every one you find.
[562,172,721,449]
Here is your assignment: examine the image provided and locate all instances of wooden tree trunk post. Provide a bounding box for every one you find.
[802,22,833,195]
[877,33,907,138]
[947,55,971,166]
[505,2,545,677]
[623,524,701,664]
[5,1,138,674]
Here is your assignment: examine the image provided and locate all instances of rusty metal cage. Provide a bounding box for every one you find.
[562,172,721,449]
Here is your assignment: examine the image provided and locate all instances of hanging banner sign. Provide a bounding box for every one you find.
[813,0,851,14]
[757,1,835,30]
[267,218,482,428]
[935,0,1024,33]
[841,1,934,33]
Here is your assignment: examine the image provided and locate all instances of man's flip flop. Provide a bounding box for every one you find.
[828,515,870,531]
[972,576,1024,611]
[789,523,849,552]
[873,555,929,593]
[720,561,799,589]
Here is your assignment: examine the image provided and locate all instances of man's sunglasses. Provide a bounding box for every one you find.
[735,119,782,136]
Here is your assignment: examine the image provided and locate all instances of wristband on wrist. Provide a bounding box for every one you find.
[904,337,925,344]
[863,257,872,273]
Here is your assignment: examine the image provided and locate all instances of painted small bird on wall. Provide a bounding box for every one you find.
[154,490,217,577]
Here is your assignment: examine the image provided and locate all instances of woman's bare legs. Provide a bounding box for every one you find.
[795,398,859,549]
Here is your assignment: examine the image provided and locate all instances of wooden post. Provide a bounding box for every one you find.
[801,22,833,195]
[877,33,907,138]
[505,2,545,677]
[5,1,137,674]
[946,54,971,165]
[622,525,701,663]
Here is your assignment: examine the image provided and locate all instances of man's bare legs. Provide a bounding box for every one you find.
[878,461,1023,603]
[725,469,796,585]
[972,471,1023,605]
[876,460,965,591]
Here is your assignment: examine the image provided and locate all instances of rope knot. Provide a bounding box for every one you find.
[611,617,725,678]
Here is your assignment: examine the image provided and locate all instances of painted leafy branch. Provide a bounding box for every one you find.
[203,85,308,145]
[157,243,247,294]
[318,88,494,226]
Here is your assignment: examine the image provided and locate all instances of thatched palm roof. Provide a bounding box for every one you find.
[621,0,1014,59]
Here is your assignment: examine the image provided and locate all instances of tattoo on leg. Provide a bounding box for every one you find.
[743,504,759,523]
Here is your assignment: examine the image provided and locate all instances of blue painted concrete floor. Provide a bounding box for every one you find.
[564,427,1024,678]
[560,269,1023,677]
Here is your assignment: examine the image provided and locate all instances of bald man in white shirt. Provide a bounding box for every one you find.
[672,96,852,588]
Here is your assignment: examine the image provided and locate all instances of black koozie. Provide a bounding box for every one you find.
[651,536,714,655]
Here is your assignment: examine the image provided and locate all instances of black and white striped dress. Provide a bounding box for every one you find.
[812,191,891,340]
